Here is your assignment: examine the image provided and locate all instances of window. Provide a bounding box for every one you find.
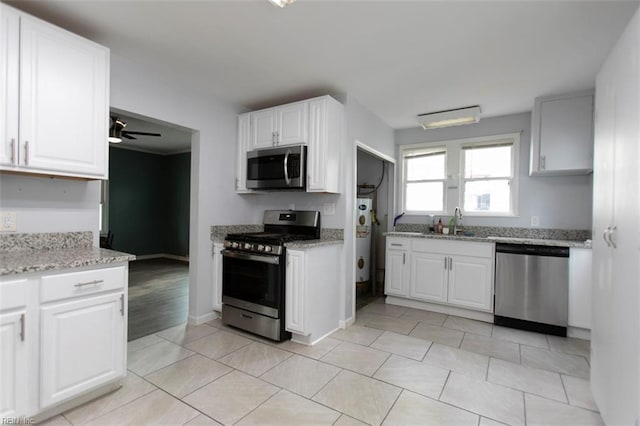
[399,133,519,217]
[401,146,446,213]
[462,140,516,215]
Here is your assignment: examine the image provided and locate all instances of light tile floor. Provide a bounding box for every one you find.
[42,301,603,426]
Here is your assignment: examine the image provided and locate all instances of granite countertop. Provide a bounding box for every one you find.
[384,231,591,248]
[0,247,136,276]
[0,231,136,276]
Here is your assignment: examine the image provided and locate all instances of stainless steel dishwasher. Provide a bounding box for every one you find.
[494,243,569,336]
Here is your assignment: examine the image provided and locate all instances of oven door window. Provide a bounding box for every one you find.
[222,254,283,311]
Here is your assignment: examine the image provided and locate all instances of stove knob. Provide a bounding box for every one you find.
[264,245,273,253]
[244,243,252,250]
[231,242,239,249]
[257,244,265,252]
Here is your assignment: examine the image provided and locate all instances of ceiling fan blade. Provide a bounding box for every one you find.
[122,133,137,140]
[122,131,162,137]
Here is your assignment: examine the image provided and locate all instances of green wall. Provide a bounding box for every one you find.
[108,147,190,257]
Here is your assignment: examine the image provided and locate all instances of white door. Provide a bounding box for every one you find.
[448,255,493,311]
[277,102,307,146]
[307,98,327,191]
[409,252,447,303]
[0,5,19,168]
[40,292,125,408]
[384,249,408,297]
[250,108,277,149]
[591,10,639,425]
[0,310,27,418]
[19,15,108,177]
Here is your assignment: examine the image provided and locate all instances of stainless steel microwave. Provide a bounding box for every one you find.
[246,144,306,190]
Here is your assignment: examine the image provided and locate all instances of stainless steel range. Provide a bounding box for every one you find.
[221,210,321,341]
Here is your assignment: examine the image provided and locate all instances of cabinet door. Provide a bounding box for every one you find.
[0,310,28,418]
[212,243,223,312]
[568,248,592,329]
[384,249,408,297]
[40,292,125,408]
[19,15,109,178]
[307,98,327,192]
[250,108,277,149]
[448,255,493,312]
[236,113,250,192]
[277,102,307,146]
[0,5,20,168]
[531,91,594,176]
[285,250,306,334]
[409,252,447,303]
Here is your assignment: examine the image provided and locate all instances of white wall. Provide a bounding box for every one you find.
[395,112,593,230]
[109,54,248,323]
[0,174,101,246]
[343,95,395,321]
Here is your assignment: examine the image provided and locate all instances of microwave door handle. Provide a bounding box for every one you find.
[283,150,291,185]
[221,249,280,265]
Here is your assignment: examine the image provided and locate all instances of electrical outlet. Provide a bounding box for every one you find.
[531,216,540,227]
[0,211,17,231]
[323,203,336,216]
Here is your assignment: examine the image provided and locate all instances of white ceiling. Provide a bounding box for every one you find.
[9,0,639,133]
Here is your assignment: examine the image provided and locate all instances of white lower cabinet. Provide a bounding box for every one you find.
[568,247,592,330]
[0,263,128,419]
[386,237,494,313]
[40,292,125,408]
[285,244,341,344]
[384,238,409,297]
[212,242,223,312]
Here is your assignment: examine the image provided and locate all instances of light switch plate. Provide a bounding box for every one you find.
[0,211,17,231]
[531,215,540,227]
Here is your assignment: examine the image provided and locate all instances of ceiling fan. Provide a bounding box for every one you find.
[108,116,161,143]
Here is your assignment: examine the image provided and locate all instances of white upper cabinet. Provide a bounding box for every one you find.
[250,101,307,149]
[238,95,343,194]
[530,90,594,176]
[0,4,109,179]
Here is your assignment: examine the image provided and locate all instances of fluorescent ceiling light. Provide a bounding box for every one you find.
[269,0,296,7]
[418,105,481,129]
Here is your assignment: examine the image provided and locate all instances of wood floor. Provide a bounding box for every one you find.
[128,258,189,341]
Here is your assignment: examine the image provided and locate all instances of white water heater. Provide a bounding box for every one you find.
[356,198,372,283]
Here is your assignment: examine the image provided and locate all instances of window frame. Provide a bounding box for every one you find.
[459,134,520,217]
[399,144,448,215]
[398,133,520,218]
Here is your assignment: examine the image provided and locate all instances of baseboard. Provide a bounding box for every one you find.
[188,311,219,325]
[339,316,355,329]
[135,253,189,262]
[291,326,341,346]
[385,296,494,323]
[568,326,591,341]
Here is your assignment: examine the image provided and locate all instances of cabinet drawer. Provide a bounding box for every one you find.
[41,266,126,303]
[387,238,410,250]
[0,278,28,311]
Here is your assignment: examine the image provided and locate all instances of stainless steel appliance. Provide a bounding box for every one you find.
[221,210,320,341]
[494,243,569,337]
[246,145,306,190]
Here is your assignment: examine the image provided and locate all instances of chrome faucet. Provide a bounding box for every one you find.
[453,207,463,235]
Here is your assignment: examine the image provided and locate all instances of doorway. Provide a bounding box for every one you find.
[102,110,193,340]
[355,145,395,311]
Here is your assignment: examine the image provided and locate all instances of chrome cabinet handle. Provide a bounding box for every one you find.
[20,313,25,341]
[540,155,546,170]
[24,141,29,166]
[449,257,453,270]
[391,243,403,247]
[120,294,125,316]
[74,279,104,288]
[402,253,406,264]
[602,228,610,247]
[444,257,447,270]
[10,138,16,165]
[608,226,617,248]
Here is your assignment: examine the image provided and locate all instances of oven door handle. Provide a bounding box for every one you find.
[221,249,280,265]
